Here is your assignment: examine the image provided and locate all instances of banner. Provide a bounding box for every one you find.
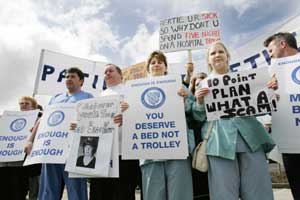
[122,62,147,82]
[202,68,276,121]
[65,96,119,177]
[230,14,300,72]
[122,75,189,159]
[270,55,300,153]
[159,12,221,52]
[34,49,106,97]
[24,104,76,165]
[0,110,39,162]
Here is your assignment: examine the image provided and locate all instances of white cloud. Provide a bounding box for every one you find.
[223,0,256,17]
[1,0,300,114]
[120,24,159,64]
[0,0,118,113]
[119,23,193,71]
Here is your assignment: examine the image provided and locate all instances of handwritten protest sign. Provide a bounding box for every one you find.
[202,68,276,121]
[159,12,221,52]
[65,96,119,177]
[24,104,76,165]
[122,75,188,159]
[270,55,300,153]
[0,110,38,162]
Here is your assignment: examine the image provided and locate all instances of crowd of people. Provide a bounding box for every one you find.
[0,32,299,200]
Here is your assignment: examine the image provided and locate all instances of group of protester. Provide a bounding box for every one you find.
[0,32,299,200]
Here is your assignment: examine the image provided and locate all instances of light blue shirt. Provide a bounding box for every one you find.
[193,102,275,160]
[49,90,93,105]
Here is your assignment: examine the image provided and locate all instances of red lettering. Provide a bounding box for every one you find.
[184,32,199,39]
[201,12,217,20]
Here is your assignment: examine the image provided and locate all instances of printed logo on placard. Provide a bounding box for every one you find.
[291,66,300,85]
[141,87,166,109]
[10,118,27,132]
[48,111,65,126]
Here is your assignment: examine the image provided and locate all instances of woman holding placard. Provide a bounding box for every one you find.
[193,41,275,199]
[139,51,194,200]
[186,72,211,199]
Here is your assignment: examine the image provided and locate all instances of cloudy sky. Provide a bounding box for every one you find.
[1,0,300,113]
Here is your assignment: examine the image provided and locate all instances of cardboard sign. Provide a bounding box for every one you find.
[159,12,221,52]
[24,104,76,165]
[65,96,119,177]
[203,68,276,121]
[0,110,38,162]
[122,75,188,159]
[270,55,300,153]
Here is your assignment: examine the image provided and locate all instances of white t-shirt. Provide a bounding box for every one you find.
[100,84,126,155]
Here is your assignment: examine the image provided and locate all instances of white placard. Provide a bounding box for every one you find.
[203,68,276,121]
[65,96,119,177]
[0,110,39,162]
[24,104,76,165]
[270,55,300,153]
[68,126,119,178]
[122,75,189,159]
[34,49,106,97]
[159,12,221,52]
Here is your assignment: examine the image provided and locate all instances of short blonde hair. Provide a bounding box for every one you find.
[19,96,38,109]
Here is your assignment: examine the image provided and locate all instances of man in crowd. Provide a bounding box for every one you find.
[264,32,299,199]
[89,63,141,200]
[27,67,93,200]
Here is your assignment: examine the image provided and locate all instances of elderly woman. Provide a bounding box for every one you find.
[76,137,97,169]
[193,41,275,199]
[1,96,40,200]
[139,51,194,200]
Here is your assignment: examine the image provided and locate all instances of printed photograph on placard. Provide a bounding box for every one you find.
[76,136,99,169]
